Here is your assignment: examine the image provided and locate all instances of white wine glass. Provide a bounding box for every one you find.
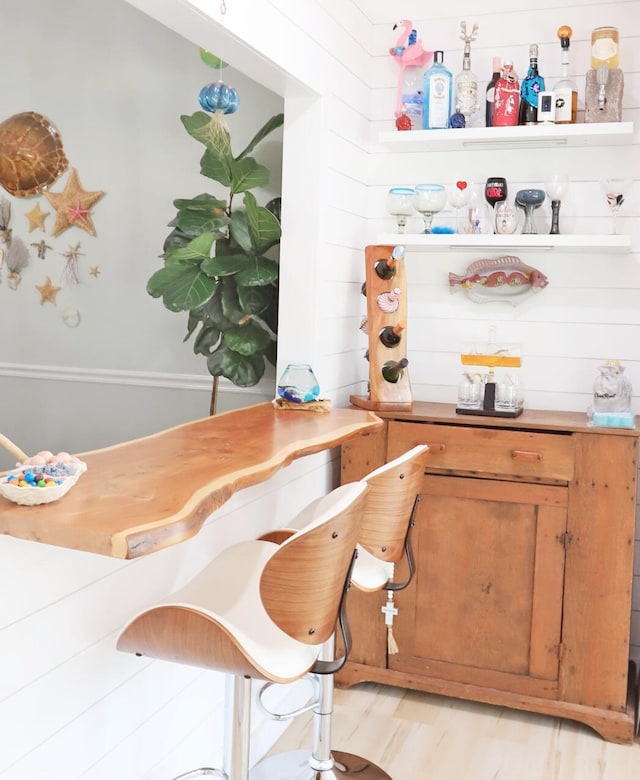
[544,173,568,234]
[601,178,631,235]
[413,183,447,234]
[386,186,415,233]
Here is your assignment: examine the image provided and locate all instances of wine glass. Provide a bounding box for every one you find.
[515,189,545,234]
[413,183,447,234]
[601,178,631,235]
[484,177,507,209]
[448,181,471,232]
[386,186,415,233]
[544,174,568,234]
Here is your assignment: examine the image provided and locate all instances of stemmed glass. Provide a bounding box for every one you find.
[601,178,631,235]
[386,187,415,233]
[448,181,471,232]
[545,174,568,234]
[515,189,545,234]
[413,183,447,234]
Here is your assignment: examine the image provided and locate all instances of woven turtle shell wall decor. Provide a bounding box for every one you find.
[0,111,68,197]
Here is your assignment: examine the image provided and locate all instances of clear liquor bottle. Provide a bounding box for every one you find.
[518,44,545,125]
[455,43,479,126]
[422,51,453,129]
[553,26,577,124]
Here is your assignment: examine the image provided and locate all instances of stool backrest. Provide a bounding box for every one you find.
[260,481,368,646]
[360,444,429,563]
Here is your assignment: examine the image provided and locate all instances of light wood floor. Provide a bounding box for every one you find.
[268,682,640,779]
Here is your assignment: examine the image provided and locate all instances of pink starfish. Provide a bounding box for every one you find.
[66,199,92,228]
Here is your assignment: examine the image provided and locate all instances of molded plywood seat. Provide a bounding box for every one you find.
[252,445,429,779]
[117,481,368,780]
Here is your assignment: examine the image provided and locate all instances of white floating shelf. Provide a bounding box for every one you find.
[375,233,631,253]
[378,122,634,152]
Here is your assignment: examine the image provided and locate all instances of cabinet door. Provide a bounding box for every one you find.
[389,474,568,700]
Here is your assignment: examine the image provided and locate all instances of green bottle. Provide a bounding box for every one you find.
[381,358,408,383]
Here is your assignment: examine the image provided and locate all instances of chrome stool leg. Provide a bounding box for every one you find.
[172,675,252,780]
[250,639,390,780]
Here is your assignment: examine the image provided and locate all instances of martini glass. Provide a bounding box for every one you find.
[601,178,631,235]
[386,186,415,233]
[413,183,447,234]
[515,189,545,234]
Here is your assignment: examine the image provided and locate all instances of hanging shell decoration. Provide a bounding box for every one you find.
[0,112,68,197]
[377,287,402,313]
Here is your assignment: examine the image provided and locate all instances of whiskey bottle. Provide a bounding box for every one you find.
[485,56,502,127]
[553,26,578,124]
[379,321,405,348]
[381,358,408,383]
[518,44,545,125]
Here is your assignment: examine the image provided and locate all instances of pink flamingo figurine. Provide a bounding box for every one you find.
[389,20,433,128]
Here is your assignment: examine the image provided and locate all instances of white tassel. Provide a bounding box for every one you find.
[381,588,400,655]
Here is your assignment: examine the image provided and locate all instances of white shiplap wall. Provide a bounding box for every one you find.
[2,1,639,777]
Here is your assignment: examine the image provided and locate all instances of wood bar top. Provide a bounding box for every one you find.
[0,403,382,559]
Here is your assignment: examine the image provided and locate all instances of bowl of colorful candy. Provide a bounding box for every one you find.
[0,451,87,506]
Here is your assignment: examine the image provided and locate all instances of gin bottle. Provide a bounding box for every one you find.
[422,51,453,129]
[518,44,545,125]
[553,26,577,124]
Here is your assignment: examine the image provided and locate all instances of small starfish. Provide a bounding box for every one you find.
[89,265,101,278]
[36,276,62,305]
[31,239,53,259]
[25,202,50,232]
[66,199,92,230]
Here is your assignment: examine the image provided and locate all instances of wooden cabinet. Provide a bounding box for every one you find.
[339,402,639,743]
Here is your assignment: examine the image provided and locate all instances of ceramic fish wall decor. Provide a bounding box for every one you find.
[448,255,549,305]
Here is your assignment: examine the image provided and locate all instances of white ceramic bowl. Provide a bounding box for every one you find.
[0,460,87,506]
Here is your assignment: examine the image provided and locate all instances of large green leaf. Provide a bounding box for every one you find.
[244,191,281,253]
[201,147,233,187]
[193,323,221,355]
[238,284,273,315]
[164,233,216,267]
[225,322,271,355]
[193,287,236,331]
[147,264,218,312]
[182,111,233,159]
[235,256,279,287]
[207,343,266,387]
[201,252,250,277]
[173,193,227,212]
[236,113,284,160]
[229,210,252,254]
[169,194,229,237]
[229,157,269,194]
[220,278,244,323]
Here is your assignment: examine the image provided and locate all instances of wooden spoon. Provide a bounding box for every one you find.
[0,433,28,463]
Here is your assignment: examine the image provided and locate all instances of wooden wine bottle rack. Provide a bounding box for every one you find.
[350,244,413,411]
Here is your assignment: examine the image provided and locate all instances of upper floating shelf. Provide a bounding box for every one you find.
[375,233,631,253]
[378,122,634,152]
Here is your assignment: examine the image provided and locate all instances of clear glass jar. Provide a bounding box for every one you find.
[593,360,631,413]
[591,27,619,69]
[277,364,320,403]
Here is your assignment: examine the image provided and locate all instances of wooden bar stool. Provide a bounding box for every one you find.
[116,480,369,780]
[252,444,429,779]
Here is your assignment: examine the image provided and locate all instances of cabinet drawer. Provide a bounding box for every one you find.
[387,421,574,483]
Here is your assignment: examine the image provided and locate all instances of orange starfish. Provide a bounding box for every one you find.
[43,168,104,237]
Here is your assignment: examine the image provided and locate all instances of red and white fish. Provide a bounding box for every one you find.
[448,255,548,305]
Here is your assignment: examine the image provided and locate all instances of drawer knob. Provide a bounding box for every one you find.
[426,443,446,454]
[511,450,543,462]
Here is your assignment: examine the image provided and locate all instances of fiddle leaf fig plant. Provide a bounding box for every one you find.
[147,110,284,412]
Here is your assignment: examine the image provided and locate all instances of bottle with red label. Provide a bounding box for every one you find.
[492,61,520,127]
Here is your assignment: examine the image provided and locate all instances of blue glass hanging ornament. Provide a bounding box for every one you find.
[198,79,239,152]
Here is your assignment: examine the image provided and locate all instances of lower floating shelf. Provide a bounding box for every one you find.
[375,233,631,253]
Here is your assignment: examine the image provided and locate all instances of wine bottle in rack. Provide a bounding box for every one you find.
[382,358,409,384]
[374,257,397,281]
[379,321,405,348]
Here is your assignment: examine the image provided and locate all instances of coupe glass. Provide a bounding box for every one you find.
[413,183,447,234]
[386,186,415,233]
[545,174,568,234]
[515,189,545,234]
[601,178,631,235]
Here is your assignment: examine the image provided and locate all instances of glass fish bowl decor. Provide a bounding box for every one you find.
[277,364,321,403]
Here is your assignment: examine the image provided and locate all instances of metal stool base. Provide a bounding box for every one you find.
[250,748,391,779]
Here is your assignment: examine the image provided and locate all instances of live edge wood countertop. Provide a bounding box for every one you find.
[0,403,382,559]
